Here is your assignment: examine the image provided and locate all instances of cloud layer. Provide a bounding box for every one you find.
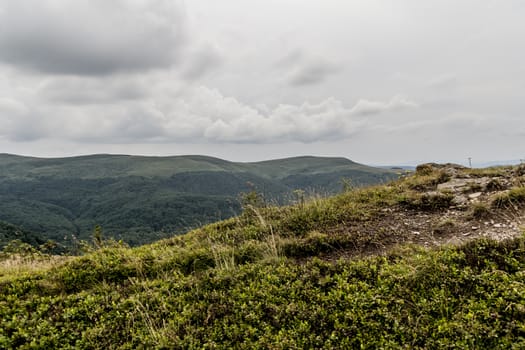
[0,0,187,75]
[0,0,524,164]
[0,77,418,144]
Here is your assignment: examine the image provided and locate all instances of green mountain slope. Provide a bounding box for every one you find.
[1,164,524,348]
[0,154,397,247]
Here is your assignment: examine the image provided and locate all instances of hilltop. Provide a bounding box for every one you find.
[0,154,397,248]
[1,163,524,348]
[0,153,390,180]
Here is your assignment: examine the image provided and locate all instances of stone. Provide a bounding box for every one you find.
[468,192,482,199]
[437,179,469,191]
[452,195,468,206]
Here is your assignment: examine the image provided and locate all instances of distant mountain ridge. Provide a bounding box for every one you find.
[0,154,397,248]
[0,153,383,179]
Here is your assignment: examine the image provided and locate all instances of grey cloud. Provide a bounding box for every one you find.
[276,49,341,86]
[111,106,169,141]
[375,112,503,137]
[0,98,22,140]
[0,98,47,142]
[288,62,340,86]
[0,97,28,115]
[426,74,458,89]
[274,49,303,68]
[72,108,168,143]
[180,44,222,80]
[0,0,187,75]
[8,125,44,142]
[39,76,148,104]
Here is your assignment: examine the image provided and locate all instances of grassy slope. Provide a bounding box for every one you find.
[0,154,397,246]
[1,165,525,348]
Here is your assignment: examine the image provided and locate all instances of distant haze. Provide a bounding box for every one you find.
[0,0,524,165]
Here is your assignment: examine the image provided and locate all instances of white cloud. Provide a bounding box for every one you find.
[0,81,418,144]
[350,96,418,116]
[288,61,340,86]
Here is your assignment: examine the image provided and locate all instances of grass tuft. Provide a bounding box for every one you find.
[491,187,525,209]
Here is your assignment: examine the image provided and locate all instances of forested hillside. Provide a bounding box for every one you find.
[0,154,397,247]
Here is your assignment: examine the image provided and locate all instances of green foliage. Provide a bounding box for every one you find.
[0,155,397,248]
[0,221,50,251]
[404,171,451,191]
[465,166,513,178]
[0,239,40,259]
[340,177,355,192]
[1,235,525,348]
[92,225,104,249]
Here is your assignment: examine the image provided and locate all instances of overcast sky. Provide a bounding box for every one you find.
[0,0,523,165]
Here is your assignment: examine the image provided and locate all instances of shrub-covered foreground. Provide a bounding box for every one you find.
[1,234,525,349]
[2,164,525,348]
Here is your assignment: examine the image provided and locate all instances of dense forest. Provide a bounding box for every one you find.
[0,154,398,248]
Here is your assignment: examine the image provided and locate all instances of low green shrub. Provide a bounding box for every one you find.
[3,235,525,348]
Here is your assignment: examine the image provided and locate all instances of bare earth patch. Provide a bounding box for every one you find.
[320,163,525,261]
